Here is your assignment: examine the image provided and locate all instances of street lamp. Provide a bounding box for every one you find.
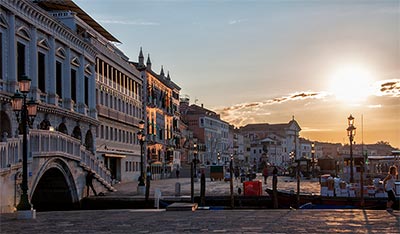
[347,114,356,183]
[311,142,315,178]
[11,75,38,211]
[290,151,295,164]
[137,120,145,187]
[193,143,198,179]
[289,151,295,176]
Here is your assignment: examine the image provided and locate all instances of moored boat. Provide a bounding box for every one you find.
[265,188,399,209]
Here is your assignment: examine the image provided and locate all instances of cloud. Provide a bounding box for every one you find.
[376,79,400,97]
[228,19,248,25]
[98,19,160,26]
[301,127,334,132]
[216,91,329,126]
[368,104,382,109]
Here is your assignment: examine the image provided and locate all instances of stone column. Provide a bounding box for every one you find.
[48,36,57,105]
[29,26,38,101]
[88,63,96,118]
[77,54,84,113]
[8,13,17,92]
[63,47,71,109]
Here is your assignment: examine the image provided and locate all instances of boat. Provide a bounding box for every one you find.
[265,188,399,210]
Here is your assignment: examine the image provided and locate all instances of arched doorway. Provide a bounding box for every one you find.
[31,167,77,211]
[0,111,12,140]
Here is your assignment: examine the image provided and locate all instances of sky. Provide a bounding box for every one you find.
[74,0,400,148]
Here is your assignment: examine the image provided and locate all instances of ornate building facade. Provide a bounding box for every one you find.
[133,49,181,178]
[0,0,116,212]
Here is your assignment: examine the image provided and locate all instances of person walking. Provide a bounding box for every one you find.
[262,165,269,185]
[86,171,97,197]
[383,165,397,213]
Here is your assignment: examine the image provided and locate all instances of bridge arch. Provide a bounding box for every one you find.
[31,157,80,211]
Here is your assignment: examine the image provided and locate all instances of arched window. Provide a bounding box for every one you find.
[72,126,81,140]
[39,119,51,130]
[0,111,11,140]
[84,130,94,152]
[58,123,68,135]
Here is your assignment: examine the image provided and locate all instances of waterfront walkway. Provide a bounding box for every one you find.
[108,174,321,197]
[1,176,400,233]
[1,209,399,233]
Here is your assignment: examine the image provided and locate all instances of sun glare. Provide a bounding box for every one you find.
[328,65,374,102]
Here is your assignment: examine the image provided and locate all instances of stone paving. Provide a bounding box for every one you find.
[1,175,400,233]
[1,209,399,233]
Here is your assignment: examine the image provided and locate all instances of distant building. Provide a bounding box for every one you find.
[239,118,301,169]
[133,50,181,178]
[180,99,230,165]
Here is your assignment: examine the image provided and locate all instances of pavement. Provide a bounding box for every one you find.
[1,175,400,233]
[1,209,399,233]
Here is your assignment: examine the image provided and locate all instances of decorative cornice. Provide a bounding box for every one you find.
[38,103,100,126]
[3,0,96,57]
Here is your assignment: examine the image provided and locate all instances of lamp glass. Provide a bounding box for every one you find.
[347,114,354,126]
[12,92,23,111]
[139,120,145,130]
[19,75,31,93]
[27,98,38,117]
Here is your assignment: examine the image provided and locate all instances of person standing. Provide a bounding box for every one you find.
[383,166,397,212]
[176,167,180,178]
[272,166,279,208]
[262,165,269,185]
[86,171,97,197]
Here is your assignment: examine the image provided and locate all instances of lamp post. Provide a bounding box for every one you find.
[311,142,315,178]
[347,114,356,183]
[137,120,145,187]
[289,151,295,177]
[11,75,38,212]
[229,154,234,208]
[193,143,198,179]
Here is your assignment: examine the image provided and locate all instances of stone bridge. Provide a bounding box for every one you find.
[0,129,114,213]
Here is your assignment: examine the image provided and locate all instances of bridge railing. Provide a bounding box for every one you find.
[29,129,112,188]
[0,139,21,172]
[0,130,113,190]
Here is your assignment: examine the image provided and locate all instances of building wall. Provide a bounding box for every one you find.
[0,0,113,212]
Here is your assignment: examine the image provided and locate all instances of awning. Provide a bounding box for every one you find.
[103,153,126,158]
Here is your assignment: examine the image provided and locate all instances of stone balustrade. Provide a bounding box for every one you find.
[0,129,113,190]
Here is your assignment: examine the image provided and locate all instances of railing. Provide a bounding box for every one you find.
[30,129,112,185]
[0,130,113,189]
[0,139,20,170]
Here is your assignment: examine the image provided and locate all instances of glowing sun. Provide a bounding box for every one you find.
[328,65,374,102]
